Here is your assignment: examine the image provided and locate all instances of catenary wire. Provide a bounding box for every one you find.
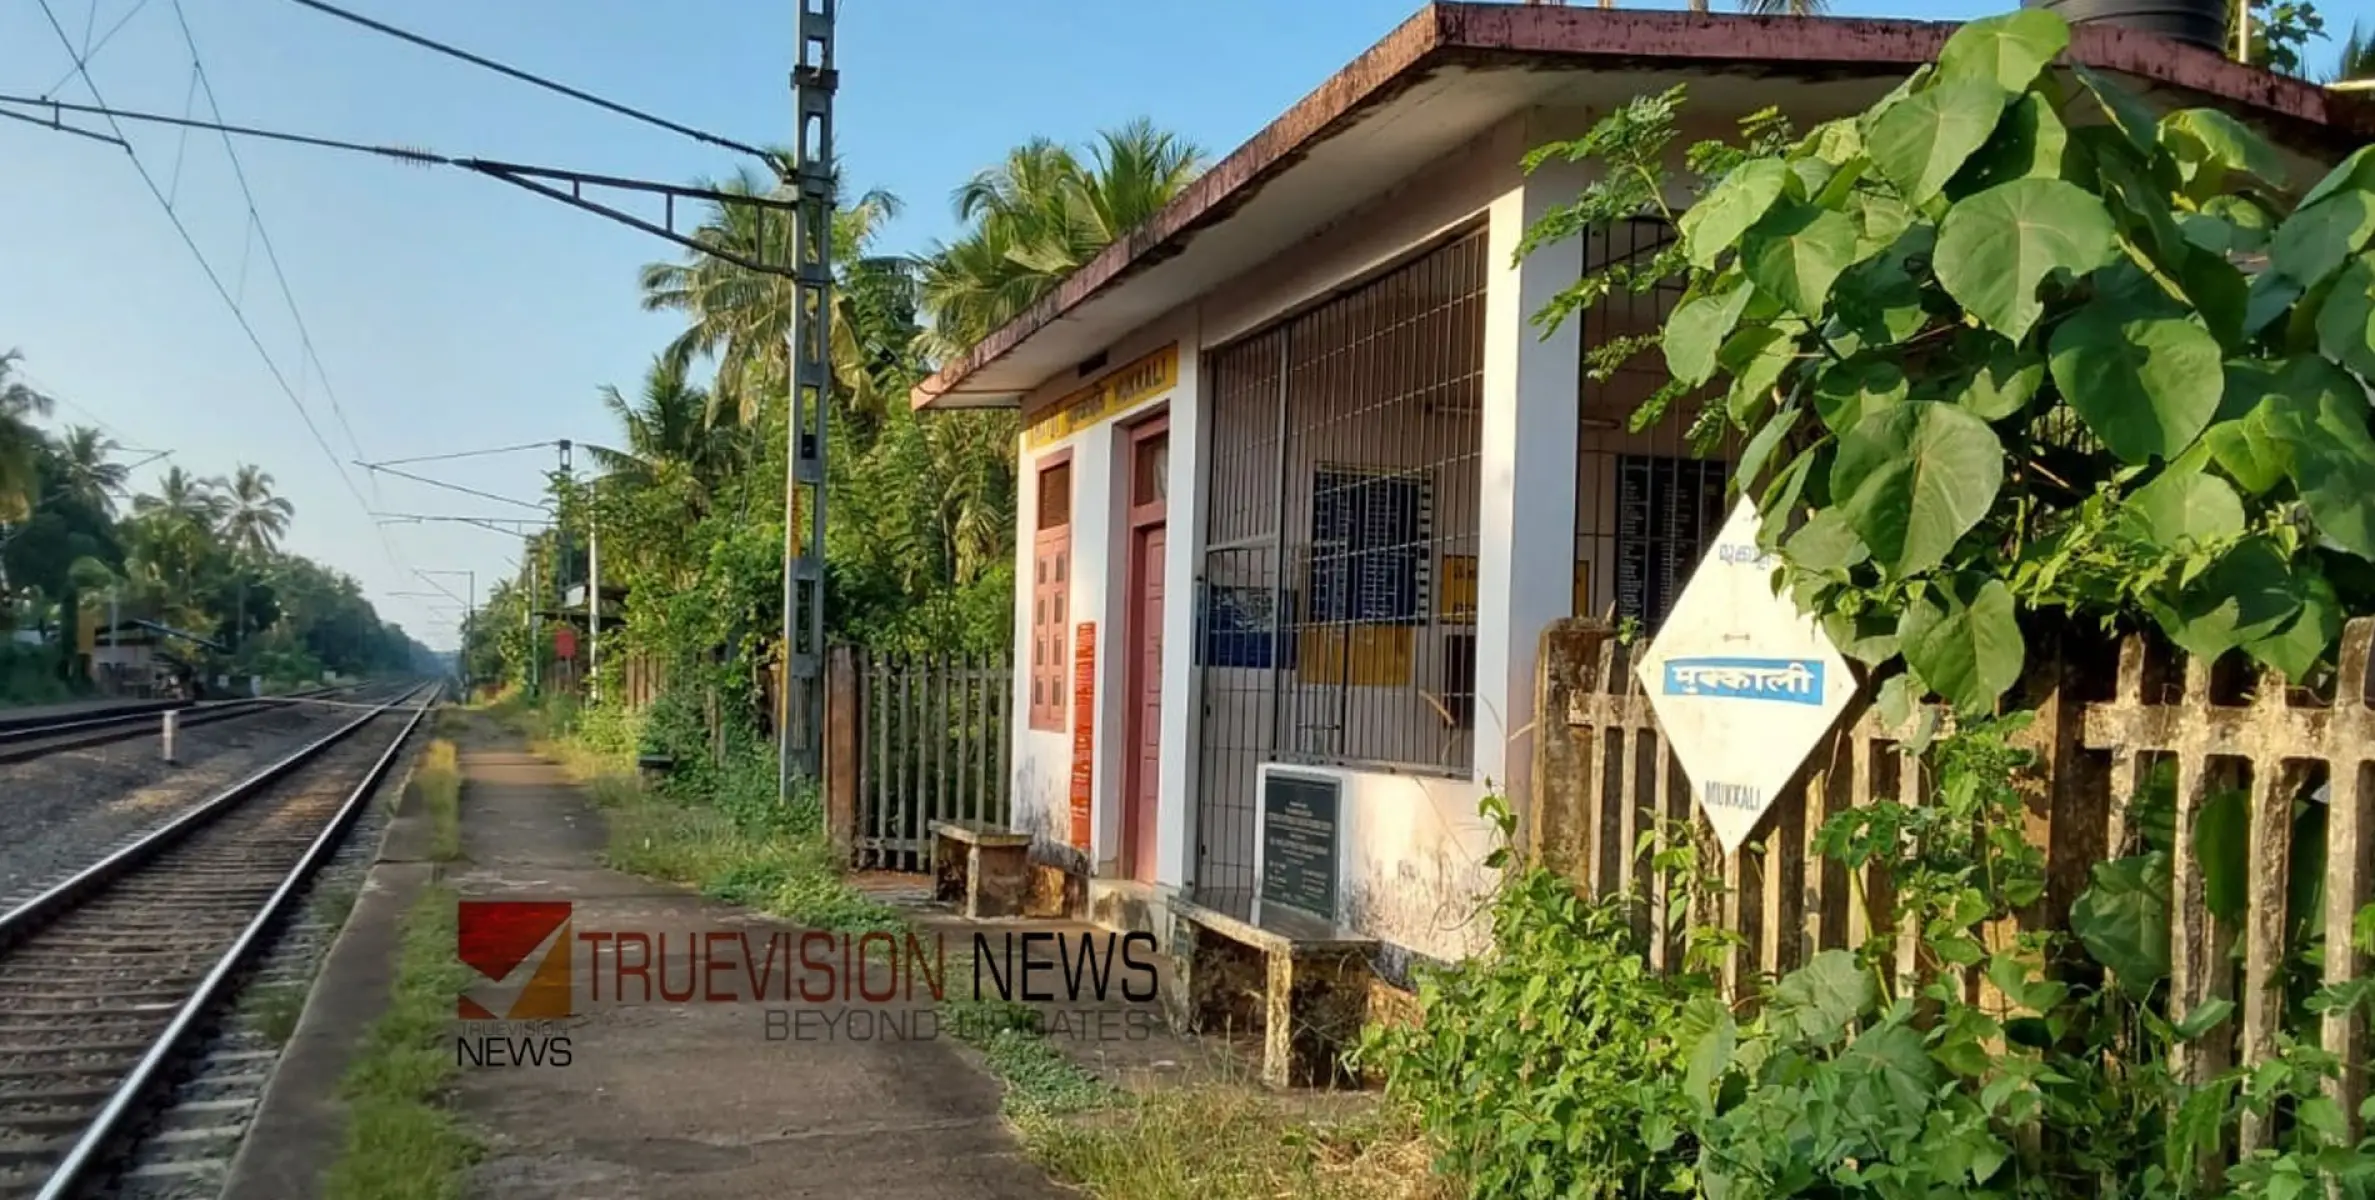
[279,0,775,166]
[168,0,369,465]
[29,0,415,587]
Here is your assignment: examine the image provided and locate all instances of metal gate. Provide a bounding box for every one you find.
[847,650,1013,871]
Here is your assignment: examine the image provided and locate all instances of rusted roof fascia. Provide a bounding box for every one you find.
[910,3,2375,413]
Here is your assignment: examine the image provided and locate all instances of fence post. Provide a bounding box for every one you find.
[825,645,859,857]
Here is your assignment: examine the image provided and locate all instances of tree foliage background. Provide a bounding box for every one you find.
[0,353,432,701]
[462,123,1204,734]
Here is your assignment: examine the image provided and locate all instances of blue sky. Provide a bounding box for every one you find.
[1,0,2367,650]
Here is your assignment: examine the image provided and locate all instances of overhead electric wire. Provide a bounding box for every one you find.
[38,0,150,97]
[0,104,122,147]
[28,0,413,587]
[167,0,369,464]
[279,0,775,165]
[355,463,546,512]
[361,440,557,469]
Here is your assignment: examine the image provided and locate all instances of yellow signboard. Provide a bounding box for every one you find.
[1440,554,1477,623]
[1023,344,1179,451]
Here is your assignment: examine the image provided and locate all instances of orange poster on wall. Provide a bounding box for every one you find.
[1069,622,1096,850]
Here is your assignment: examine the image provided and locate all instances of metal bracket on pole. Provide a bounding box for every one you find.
[778,0,836,799]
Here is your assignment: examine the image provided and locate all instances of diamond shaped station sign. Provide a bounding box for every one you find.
[1635,499,1859,854]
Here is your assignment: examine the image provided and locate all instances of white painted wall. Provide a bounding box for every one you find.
[1008,320,1199,882]
[1255,763,1495,962]
[998,110,1605,958]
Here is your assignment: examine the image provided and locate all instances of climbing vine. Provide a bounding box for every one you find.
[1528,8,2375,715]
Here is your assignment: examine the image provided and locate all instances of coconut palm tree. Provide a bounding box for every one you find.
[220,464,293,559]
[2336,22,2375,81]
[0,351,54,523]
[218,465,292,650]
[51,426,128,516]
[590,356,738,494]
[134,465,226,529]
[637,155,917,431]
[916,121,1204,362]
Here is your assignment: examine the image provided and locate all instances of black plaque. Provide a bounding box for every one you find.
[1261,773,1341,919]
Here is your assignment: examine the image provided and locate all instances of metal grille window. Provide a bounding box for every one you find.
[1575,219,1734,636]
[1192,229,1485,893]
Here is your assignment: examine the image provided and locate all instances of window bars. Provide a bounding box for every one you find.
[1573,218,1735,636]
[1194,230,1487,892]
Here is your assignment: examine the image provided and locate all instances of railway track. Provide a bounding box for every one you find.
[0,684,435,1198]
[0,687,366,767]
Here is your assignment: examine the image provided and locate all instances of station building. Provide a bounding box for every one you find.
[909,3,2375,969]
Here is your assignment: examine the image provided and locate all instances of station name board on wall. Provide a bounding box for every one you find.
[1023,344,1178,451]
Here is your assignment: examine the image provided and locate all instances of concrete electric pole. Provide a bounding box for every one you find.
[778,0,836,800]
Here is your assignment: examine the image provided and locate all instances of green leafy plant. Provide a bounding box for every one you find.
[1529,9,2375,717]
[1363,793,1702,1198]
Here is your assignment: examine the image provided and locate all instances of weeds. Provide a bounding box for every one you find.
[323,883,475,1200]
[415,740,462,862]
[239,980,310,1046]
[311,882,360,932]
[1017,1086,1447,1200]
[940,980,1108,1119]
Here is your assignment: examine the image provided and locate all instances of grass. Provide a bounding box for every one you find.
[415,739,463,863]
[239,980,310,1046]
[602,792,902,933]
[1016,1086,1450,1200]
[322,883,476,1200]
[486,691,898,934]
[939,981,1110,1119]
[935,952,1439,1199]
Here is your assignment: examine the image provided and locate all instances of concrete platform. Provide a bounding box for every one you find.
[233,713,1062,1199]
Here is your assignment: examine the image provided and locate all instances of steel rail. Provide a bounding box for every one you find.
[0,684,371,766]
[0,699,179,735]
[22,681,437,1197]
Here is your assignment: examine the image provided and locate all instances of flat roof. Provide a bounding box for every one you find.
[912,3,2375,413]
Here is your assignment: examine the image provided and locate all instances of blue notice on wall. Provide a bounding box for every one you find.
[1660,656,1826,706]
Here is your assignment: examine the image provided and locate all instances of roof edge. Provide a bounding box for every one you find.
[910,3,2375,413]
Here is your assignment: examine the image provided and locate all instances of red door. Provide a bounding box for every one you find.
[1123,419,1169,883]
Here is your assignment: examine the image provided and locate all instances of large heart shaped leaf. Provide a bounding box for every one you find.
[2073,853,2171,995]
[2160,108,2290,198]
[2047,304,2224,464]
[1664,277,1755,387]
[1681,158,1791,269]
[1814,354,1909,433]
[2240,356,2375,558]
[2123,471,2245,549]
[1831,401,2005,578]
[1936,9,2069,93]
[1935,178,2118,342]
[1957,344,2044,420]
[2299,143,2375,212]
[2269,192,2375,295]
[1769,949,1875,1047]
[2245,571,2341,680]
[1952,93,2069,196]
[1899,578,2024,713]
[1743,202,1861,319]
[2291,381,2375,560]
[2146,537,2301,662]
[2315,253,2375,381]
[1868,79,2009,208]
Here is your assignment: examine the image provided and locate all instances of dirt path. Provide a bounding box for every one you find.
[447,720,1063,1199]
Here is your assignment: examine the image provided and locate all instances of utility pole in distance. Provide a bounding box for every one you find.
[778,0,836,801]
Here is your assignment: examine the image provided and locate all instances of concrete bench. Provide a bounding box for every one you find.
[1165,890,1375,1089]
[929,820,1034,919]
